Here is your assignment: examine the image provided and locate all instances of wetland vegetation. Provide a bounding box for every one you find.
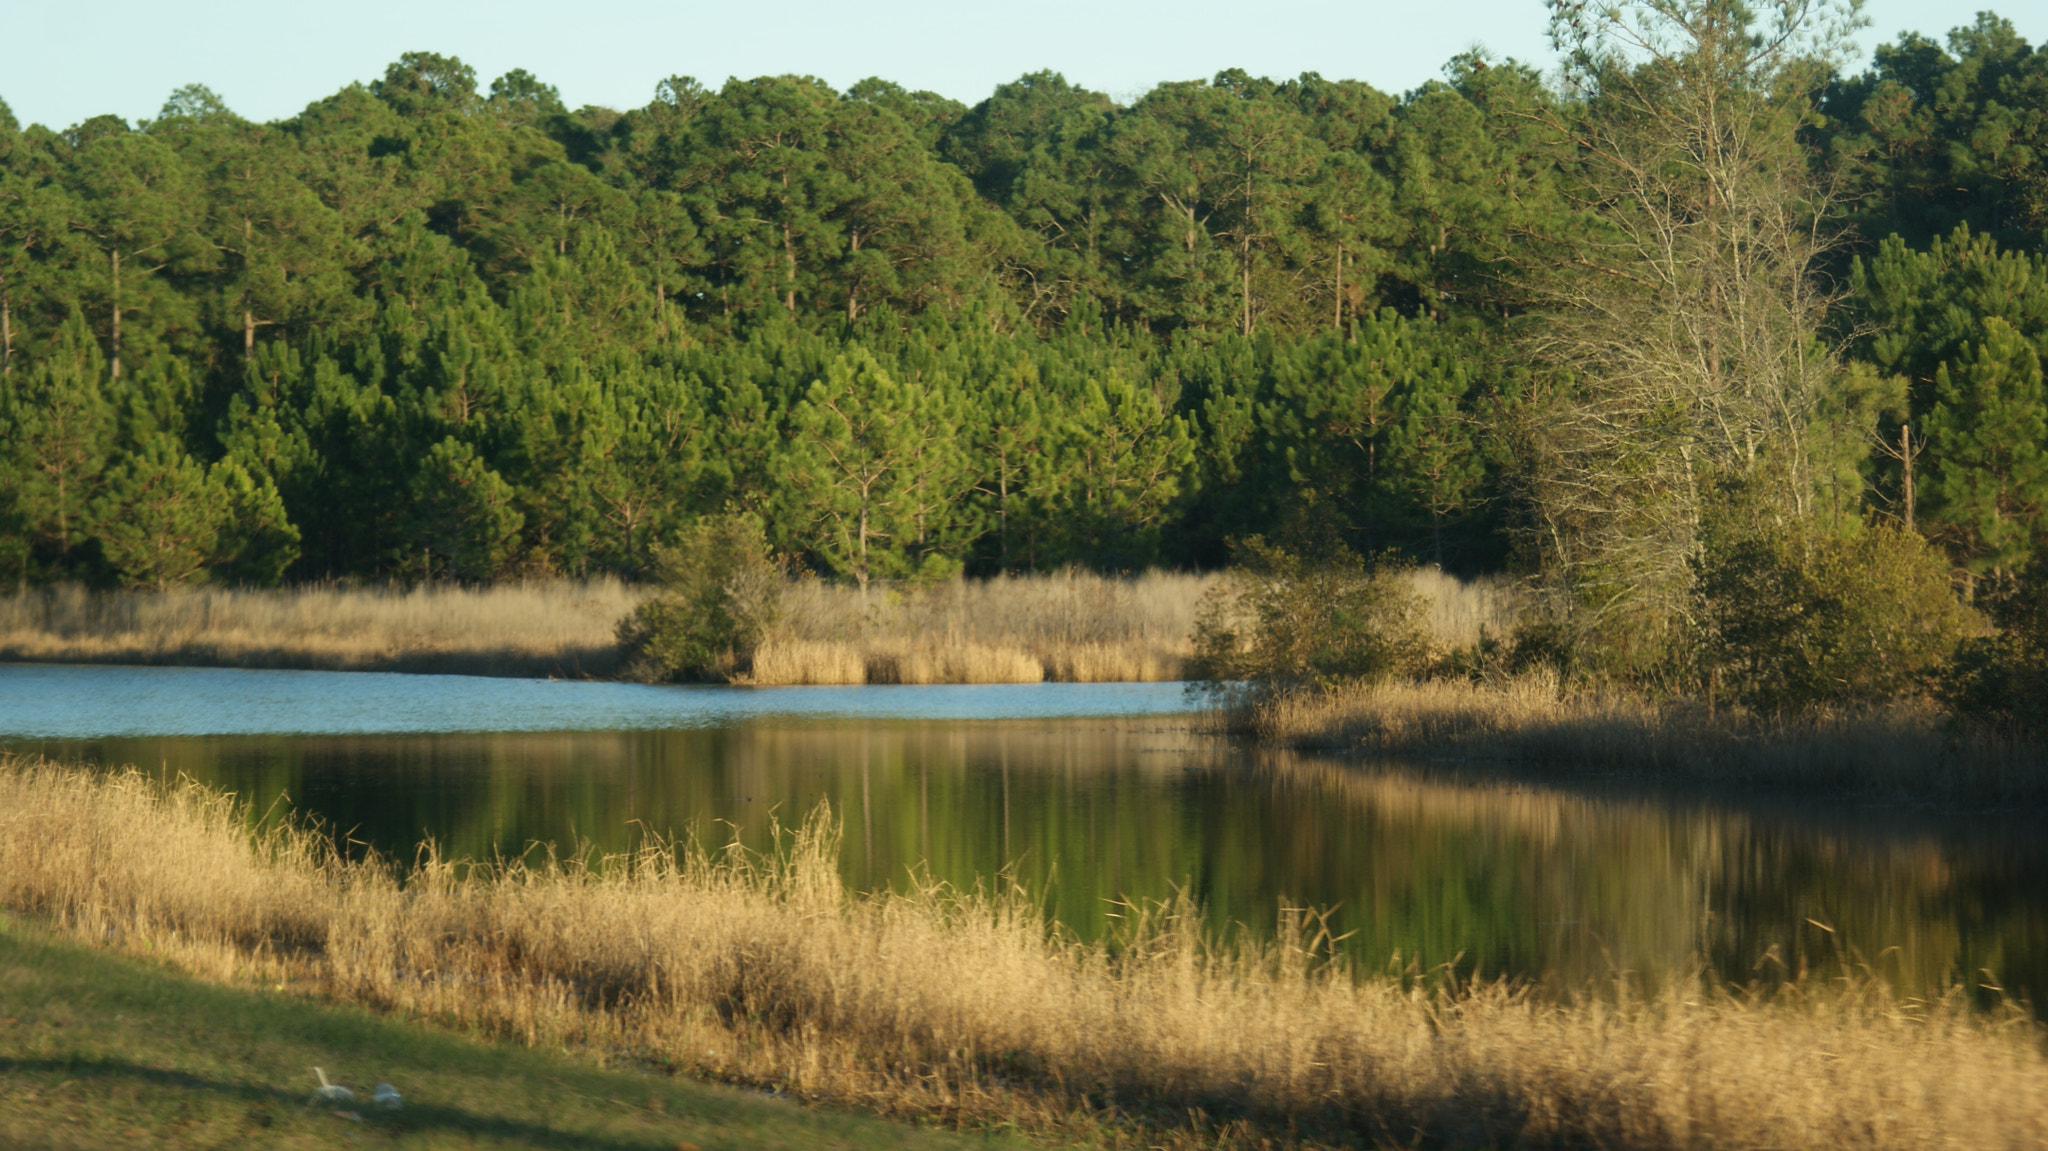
[9,0,2048,1144]
[2,752,2044,1150]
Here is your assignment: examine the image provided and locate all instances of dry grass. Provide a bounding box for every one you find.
[740,570,1220,685]
[741,568,1510,685]
[1406,567,1523,651]
[0,580,638,678]
[3,753,2044,1150]
[0,568,1512,686]
[0,571,1212,684]
[1242,672,2048,800]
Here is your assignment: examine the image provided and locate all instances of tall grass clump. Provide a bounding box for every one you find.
[624,551,1220,685]
[1,551,1507,687]
[0,578,639,677]
[1,754,2044,1149]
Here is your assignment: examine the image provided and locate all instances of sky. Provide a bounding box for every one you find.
[2,0,2039,131]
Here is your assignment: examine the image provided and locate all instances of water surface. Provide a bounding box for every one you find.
[0,663,1193,737]
[5,663,2043,1009]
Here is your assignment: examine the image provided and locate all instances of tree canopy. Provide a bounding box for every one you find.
[0,7,2044,601]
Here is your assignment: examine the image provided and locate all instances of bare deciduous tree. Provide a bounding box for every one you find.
[1511,0,1867,664]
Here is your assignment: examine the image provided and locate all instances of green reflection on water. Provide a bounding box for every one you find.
[18,718,2048,1008]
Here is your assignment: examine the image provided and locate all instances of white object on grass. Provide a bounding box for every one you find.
[310,1067,355,1104]
[372,1083,403,1110]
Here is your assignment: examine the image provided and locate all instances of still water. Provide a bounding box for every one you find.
[3,663,2044,1008]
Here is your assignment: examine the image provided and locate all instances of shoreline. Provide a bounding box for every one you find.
[0,573,1213,685]
[0,643,620,679]
[13,648,2048,808]
[1211,675,2048,805]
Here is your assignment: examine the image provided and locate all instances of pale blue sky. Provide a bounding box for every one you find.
[3,1,2038,130]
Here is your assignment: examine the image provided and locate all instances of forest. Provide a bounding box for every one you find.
[2,4,2047,692]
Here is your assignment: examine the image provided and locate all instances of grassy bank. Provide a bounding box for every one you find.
[739,570,1217,684]
[1227,673,2048,801]
[0,567,1510,684]
[0,580,641,679]
[0,915,1020,1150]
[3,754,2043,1149]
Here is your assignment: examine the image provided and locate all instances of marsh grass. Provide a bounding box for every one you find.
[735,567,1512,686]
[0,580,640,678]
[739,569,1219,685]
[3,753,2043,1149]
[0,568,1510,686]
[1239,673,2048,800]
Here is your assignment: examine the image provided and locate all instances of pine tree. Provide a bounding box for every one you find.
[1924,317,2048,579]
[403,436,525,580]
[786,349,973,587]
[0,315,115,576]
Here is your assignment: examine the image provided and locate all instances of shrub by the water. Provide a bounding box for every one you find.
[1188,539,1432,698]
[1700,523,1980,710]
[616,515,783,682]
[1941,543,2048,729]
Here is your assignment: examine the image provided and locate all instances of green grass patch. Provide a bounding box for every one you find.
[0,915,1031,1150]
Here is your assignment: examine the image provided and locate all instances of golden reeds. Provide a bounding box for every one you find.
[1405,565,1523,650]
[3,753,2042,1149]
[1240,672,2048,798]
[0,568,1514,686]
[0,580,639,678]
[746,569,1218,685]
[738,567,1513,685]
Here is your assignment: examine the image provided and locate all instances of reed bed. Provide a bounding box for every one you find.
[3,753,2042,1150]
[740,569,1219,685]
[0,580,638,677]
[0,568,1510,685]
[1242,672,2048,799]
[1406,565,1523,651]
[739,568,1511,686]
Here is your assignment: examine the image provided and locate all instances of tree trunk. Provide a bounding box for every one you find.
[847,231,861,323]
[1333,243,1343,333]
[783,219,798,318]
[780,172,798,319]
[998,443,1010,570]
[1902,423,1916,533]
[54,464,67,560]
[857,493,870,594]
[110,250,122,380]
[1,287,11,376]
[244,308,256,363]
[1240,168,1254,337]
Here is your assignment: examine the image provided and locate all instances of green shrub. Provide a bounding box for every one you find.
[1701,523,1979,711]
[617,515,783,682]
[1188,538,1431,697]
[1940,633,2048,727]
[1939,545,2048,728]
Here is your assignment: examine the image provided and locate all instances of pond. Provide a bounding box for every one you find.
[4,663,2045,1009]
